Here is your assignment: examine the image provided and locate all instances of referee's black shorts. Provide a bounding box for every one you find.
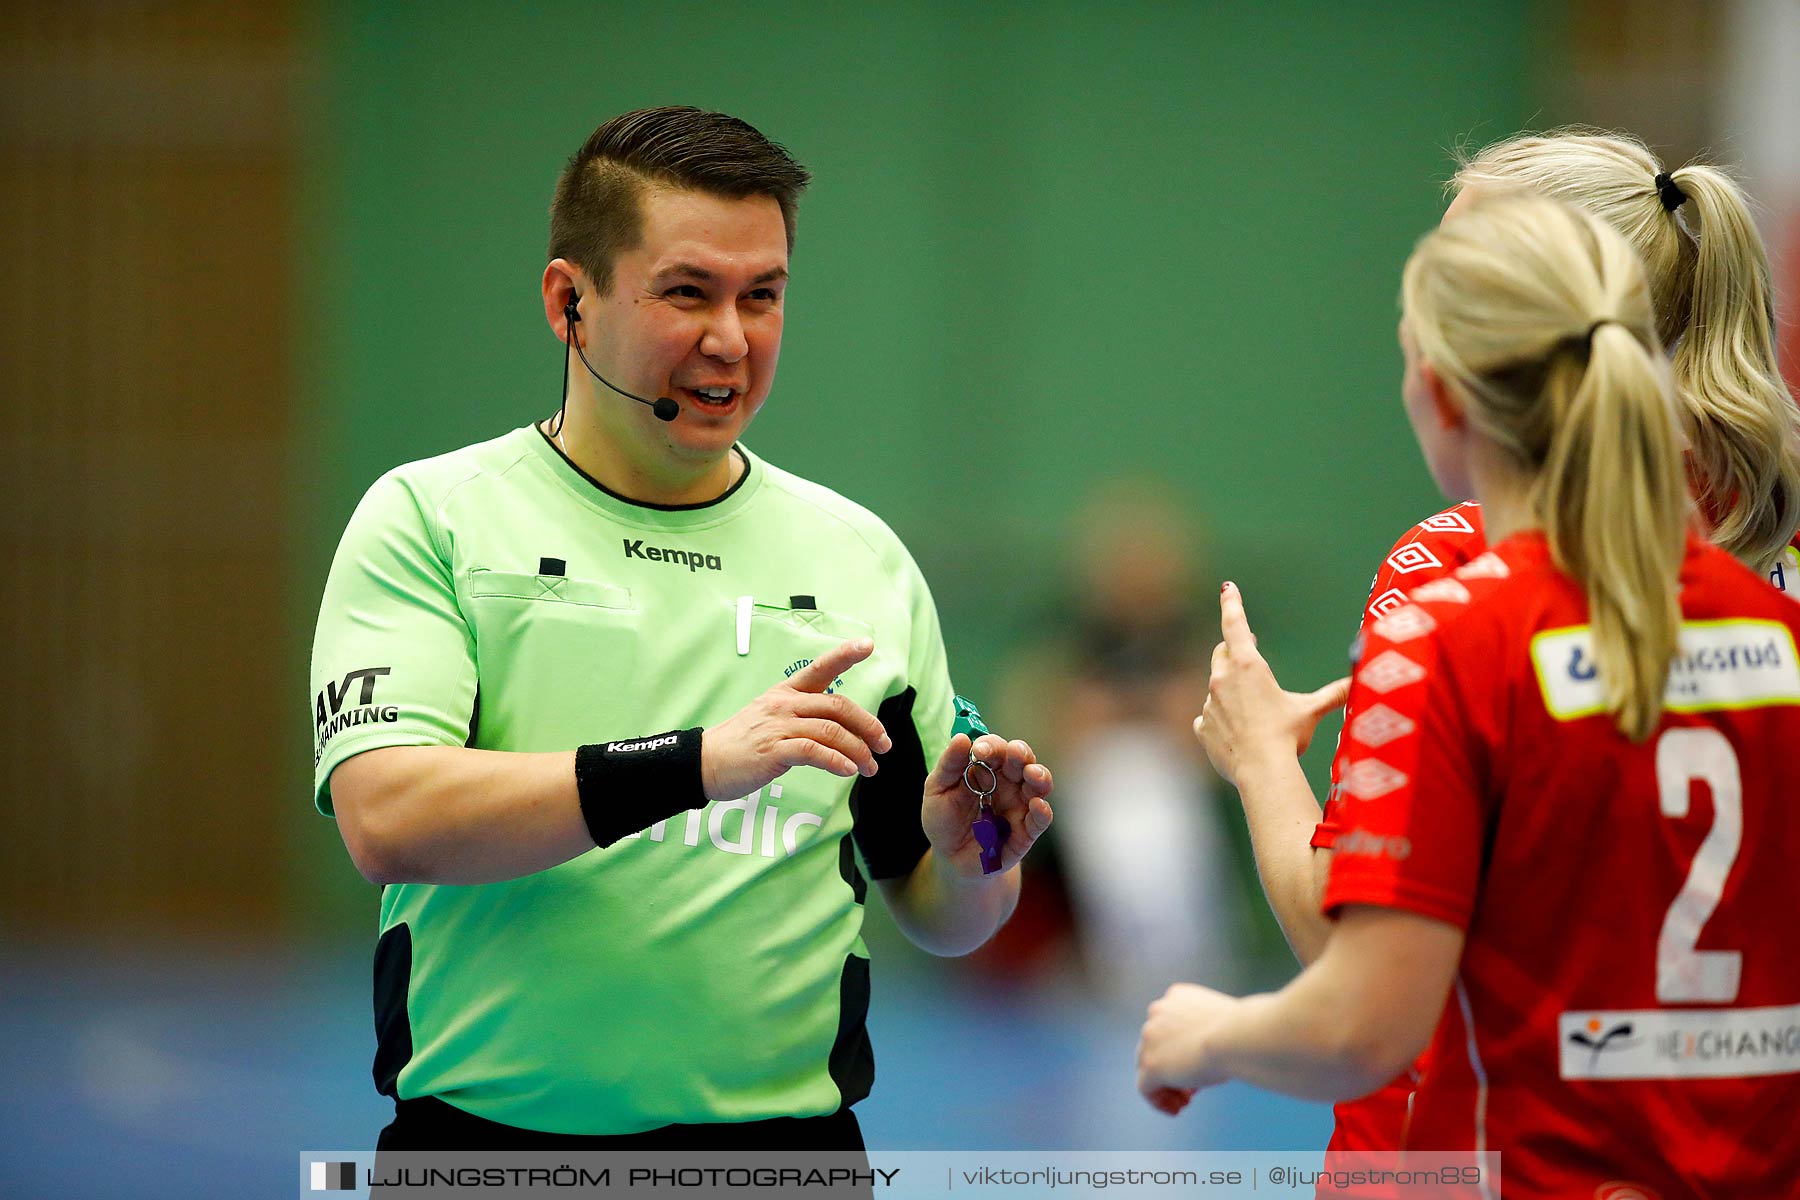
[370,1095,872,1196]
[377,1094,867,1151]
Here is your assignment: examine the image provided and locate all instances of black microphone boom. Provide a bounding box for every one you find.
[558,295,679,425]
[571,334,680,423]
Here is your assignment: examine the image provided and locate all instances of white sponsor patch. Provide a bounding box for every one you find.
[1532,620,1800,720]
[1359,649,1427,693]
[1411,577,1472,605]
[1340,758,1409,801]
[1559,1003,1800,1080]
[1770,545,1800,598]
[1350,704,1417,748]
[1386,543,1443,575]
[1455,552,1510,581]
[1373,604,1436,643]
[1368,587,1409,620]
[1419,510,1476,535]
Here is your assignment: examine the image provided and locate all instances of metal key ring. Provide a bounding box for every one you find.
[963,757,998,801]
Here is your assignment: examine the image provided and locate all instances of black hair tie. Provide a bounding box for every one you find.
[1654,171,1688,213]
[1585,318,1623,350]
[1555,318,1621,362]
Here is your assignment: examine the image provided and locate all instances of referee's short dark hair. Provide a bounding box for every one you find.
[548,106,811,293]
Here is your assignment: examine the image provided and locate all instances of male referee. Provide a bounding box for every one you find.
[310,107,1054,1152]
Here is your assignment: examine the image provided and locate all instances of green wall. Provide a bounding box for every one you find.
[296,1,1531,930]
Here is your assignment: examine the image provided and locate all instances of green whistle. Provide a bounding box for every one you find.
[951,694,989,741]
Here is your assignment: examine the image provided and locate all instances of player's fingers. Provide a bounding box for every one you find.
[1023,795,1053,838]
[1134,1062,1183,1112]
[1219,581,1258,657]
[1210,640,1228,676]
[786,638,874,694]
[795,718,879,777]
[793,691,891,755]
[776,737,860,779]
[1305,676,1353,718]
[1149,1086,1194,1115]
[1023,762,1053,797]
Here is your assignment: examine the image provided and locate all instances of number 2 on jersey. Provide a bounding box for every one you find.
[1654,727,1744,1004]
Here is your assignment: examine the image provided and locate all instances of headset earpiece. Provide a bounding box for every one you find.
[557,287,679,424]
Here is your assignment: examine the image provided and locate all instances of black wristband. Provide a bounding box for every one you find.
[575,728,707,848]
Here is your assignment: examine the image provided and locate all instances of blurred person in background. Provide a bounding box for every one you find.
[1204,129,1800,1184]
[310,106,1053,1154]
[996,481,1259,1006]
[1146,193,1800,1199]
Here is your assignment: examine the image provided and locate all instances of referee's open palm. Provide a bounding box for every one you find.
[700,638,892,802]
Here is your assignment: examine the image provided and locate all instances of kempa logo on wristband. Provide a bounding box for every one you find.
[606,734,681,754]
[576,728,707,848]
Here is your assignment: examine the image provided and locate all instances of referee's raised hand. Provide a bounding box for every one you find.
[701,638,893,802]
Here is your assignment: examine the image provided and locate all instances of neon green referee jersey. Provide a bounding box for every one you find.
[310,425,954,1134]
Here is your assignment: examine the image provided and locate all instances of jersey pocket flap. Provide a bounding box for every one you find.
[750,601,875,642]
[467,569,633,610]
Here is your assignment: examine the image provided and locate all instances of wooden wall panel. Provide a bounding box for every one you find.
[0,2,295,938]
[1558,0,1720,161]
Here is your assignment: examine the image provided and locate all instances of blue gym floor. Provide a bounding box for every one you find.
[0,942,1330,1198]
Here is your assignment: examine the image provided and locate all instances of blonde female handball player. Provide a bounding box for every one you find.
[1140,195,1800,1199]
[1226,131,1800,1183]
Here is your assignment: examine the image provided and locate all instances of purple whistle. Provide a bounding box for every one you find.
[972,805,1011,875]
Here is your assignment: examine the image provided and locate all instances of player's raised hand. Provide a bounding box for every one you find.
[701,638,892,802]
[1195,582,1350,785]
[921,732,1053,878]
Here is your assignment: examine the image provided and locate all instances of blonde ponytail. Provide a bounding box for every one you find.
[1405,196,1686,740]
[1665,164,1800,571]
[1536,318,1688,739]
[1454,130,1800,571]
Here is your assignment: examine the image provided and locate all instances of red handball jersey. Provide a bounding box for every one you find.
[1316,502,1490,853]
[1314,503,1489,1185]
[1314,513,1800,1193]
[1326,531,1800,1200]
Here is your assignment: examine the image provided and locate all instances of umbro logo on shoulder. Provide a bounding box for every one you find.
[622,538,722,572]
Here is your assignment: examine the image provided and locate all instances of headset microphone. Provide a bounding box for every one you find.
[558,294,679,425]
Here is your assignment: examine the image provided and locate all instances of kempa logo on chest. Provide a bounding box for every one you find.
[622,538,722,572]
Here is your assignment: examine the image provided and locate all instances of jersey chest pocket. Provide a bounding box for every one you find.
[738,600,884,697]
[462,570,643,736]
[466,569,633,609]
